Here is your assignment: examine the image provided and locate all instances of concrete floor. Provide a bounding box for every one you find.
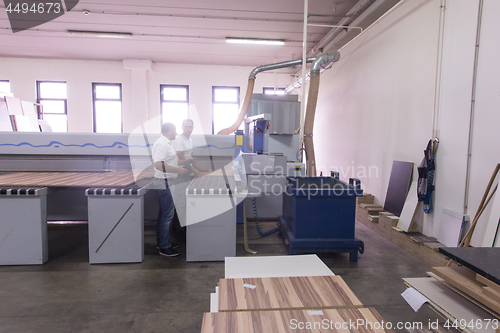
[0,220,441,333]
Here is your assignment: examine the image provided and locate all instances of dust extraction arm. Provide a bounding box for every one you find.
[216,57,315,135]
[303,51,340,176]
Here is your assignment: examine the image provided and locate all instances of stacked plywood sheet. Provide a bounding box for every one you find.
[201,308,393,333]
[355,203,385,224]
[356,193,374,205]
[218,276,363,312]
[432,265,500,317]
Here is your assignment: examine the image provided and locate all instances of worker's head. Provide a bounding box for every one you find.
[181,119,194,137]
[161,122,177,140]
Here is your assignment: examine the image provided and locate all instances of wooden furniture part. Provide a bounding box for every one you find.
[218,275,363,312]
[477,274,500,294]
[0,171,137,188]
[403,277,497,333]
[410,236,438,244]
[201,308,395,333]
[440,247,500,285]
[432,266,500,316]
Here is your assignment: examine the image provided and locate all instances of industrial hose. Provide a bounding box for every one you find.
[217,78,255,135]
[252,197,279,237]
[303,73,320,176]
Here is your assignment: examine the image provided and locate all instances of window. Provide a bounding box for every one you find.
[212,86,240,134]
[0,80,10,97]
[36,81,67,132]
[263,87,286,95]
[92,83,122,133]
[161,85,189,130]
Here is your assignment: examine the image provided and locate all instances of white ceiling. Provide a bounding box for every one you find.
[0,0,399,67]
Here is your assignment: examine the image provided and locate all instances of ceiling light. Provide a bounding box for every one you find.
[67,30,132,38]
[226,38,285,46]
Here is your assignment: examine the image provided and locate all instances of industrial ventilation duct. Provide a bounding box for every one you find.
[218,51,341,178]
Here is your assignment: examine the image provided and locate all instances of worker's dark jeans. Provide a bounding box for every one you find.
[155,178,175,249]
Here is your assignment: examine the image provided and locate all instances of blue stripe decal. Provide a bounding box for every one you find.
[0,141,152,149]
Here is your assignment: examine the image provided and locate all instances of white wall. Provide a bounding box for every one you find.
[0,57,293,134]
[314,0,500,245]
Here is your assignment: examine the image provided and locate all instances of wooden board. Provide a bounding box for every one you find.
[0,100,13,131]
[410,236,438,244]
[10,114,39,132]
[4,96,23,115]
[383,160,413,217]
[396,179,419,232]
[432,266,500,315]
[0,171,137,187]
[477,274,500,294]
[483,287,500,303]
[403,277,497,333]
[201,308,395,333]
[218,276,363,312]
[438,209,464,247]
[224,255,334,279]
[423,242,445,252]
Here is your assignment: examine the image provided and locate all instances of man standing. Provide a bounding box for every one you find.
[172,119,209,229]
[174,119,209,176]
[153,122,189,257]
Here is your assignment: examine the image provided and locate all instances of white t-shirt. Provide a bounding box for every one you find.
[173,133,193,159]
[152,135,178,179]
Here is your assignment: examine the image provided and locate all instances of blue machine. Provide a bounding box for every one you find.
[278,174,364,261]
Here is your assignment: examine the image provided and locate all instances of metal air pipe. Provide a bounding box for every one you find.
[217,57,316,135]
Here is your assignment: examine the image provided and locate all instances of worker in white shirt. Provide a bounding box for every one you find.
[174,119,209,176]
[152,122,190,257]
[172,119,209,229]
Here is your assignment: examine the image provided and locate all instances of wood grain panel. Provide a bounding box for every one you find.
[201,308,394,333]
[218,276,363,312]
[432,266,500,315]
[0,171,137,187]
[477,274,500,294]
[483,287,500,303]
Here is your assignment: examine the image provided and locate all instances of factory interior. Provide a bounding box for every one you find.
[1,0,500,332]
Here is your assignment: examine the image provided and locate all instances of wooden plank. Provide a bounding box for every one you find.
[383,160,414,217]
[396,180,419,232]
[403,277,497,333]
[410,236,438,244]
[201,308,394,333]
[368,215,379,223]
[218,276,363,312]
[423,242,445,252]
[483,287,500,303]
[477,274,500,294]
[432,266,500,315]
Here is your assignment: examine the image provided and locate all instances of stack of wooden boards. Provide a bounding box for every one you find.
[430,247,500,319]
[202,274,395,332]
[0,96,41,132]
[356,193,449,267]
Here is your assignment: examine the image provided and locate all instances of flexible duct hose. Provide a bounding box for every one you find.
[252,197,279,237]
[303,51,340,176]
[217,78,255,135]
[304,73,320,176]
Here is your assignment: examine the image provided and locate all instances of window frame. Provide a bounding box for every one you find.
[36,80,68,132]
[160,84,189,126]
[212,86,240,134]
[92,82,123,133]
[263,87,286,95]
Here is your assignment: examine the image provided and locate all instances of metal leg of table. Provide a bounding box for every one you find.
[86,187,148,264]
[0,188,48,265]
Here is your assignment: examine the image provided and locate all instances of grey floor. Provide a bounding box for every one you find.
[0,220,442,333]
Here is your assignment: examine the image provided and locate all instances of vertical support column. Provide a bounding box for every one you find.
[123,59,152,132]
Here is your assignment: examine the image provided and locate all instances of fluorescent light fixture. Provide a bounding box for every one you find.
[226,37,285,45]
[67,30,132,38]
